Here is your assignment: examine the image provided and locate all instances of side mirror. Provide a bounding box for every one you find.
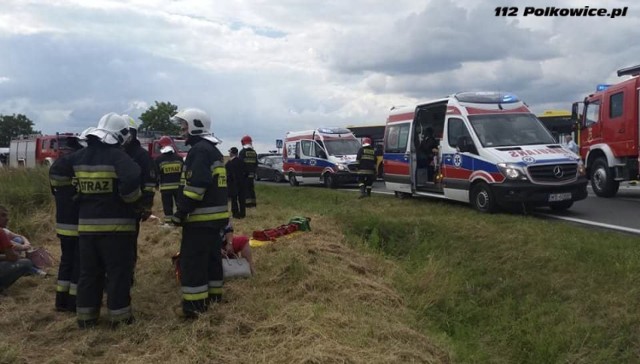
[318,150,327,159]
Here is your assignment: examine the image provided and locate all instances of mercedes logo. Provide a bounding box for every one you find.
[553,165,564,178]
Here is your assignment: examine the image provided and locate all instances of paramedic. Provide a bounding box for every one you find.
[419,127,439,182]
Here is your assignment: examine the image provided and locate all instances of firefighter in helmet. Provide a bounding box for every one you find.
[238,135,258,208]
[155,136,184,224]
[122,116,155,279]
[171,108,229,318]
[356,137,376,198]
[48,128,93,312]
[66,113,142,328]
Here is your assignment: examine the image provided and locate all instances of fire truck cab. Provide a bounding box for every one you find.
[572,64,640,197]
[9,133,77,168]
[384,91,588,212]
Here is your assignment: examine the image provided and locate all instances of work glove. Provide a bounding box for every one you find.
[171,210,187,226]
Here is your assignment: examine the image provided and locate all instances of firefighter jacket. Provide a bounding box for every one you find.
[225,156,243,197]
[238,147,258,178]
[155,151,183,192]
[125,139,156,210]
[177,136,229,228]
[49,148,83,238]
[66,137,142,234]
[356,145,376,174]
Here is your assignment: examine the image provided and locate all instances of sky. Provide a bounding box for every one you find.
[0,0,638,152]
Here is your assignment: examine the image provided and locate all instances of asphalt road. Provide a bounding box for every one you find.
[259,179,640,236]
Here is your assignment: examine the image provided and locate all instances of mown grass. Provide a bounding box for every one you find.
[0,171,444,364]
[2,168,640,363]
[257,184,640,363]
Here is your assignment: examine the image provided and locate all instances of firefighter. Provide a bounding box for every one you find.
[49,130,90,312]
[170,108,229,318]
[356,137,376,198]
[225,146,245,219]
[154,136,183,224]
[67,113,142,328]
[122,115,156,232]
[238,135,258,208]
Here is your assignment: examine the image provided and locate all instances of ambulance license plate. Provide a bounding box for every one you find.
[548,192,572,202]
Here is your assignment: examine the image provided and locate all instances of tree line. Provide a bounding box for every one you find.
[0,101,181,147]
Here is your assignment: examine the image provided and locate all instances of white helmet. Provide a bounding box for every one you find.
[122,114,138,130]
[172,108,221,143]
[87,112,130,145]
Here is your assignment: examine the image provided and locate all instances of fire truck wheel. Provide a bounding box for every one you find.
[471,182,496,213]
[590,158,619,197]
[288,173,299,187]
[549,200,574,211]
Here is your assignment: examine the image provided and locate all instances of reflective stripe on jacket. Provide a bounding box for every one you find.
[177,136,229,228]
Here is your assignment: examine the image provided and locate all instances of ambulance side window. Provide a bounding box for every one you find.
[385,123,410,153]
[301,140,312,157]
[448,118,476,154]
[295,142,301,159]
[314,141,327,159]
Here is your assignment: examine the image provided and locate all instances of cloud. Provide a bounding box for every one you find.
[0,0,638,151]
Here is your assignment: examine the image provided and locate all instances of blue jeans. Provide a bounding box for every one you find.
[0,259,32,291]
[11,237,40,274]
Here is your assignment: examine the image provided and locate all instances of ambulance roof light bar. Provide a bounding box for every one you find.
[617,64,640,77]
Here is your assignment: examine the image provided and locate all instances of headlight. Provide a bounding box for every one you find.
[497,163,527,180]
[336,164,348,171]
[577,161,586,176]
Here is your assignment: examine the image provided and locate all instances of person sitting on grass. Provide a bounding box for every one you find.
[0,225,32,293]
[222,222,255,275]
[0,205,46,276]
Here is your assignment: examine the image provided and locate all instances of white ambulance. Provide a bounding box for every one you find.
[383,91,588,212]
[283,128,360,188]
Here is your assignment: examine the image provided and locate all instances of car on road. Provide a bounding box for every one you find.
[256,155,285,182]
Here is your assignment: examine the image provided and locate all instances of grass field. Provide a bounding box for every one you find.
[1,169,640,363]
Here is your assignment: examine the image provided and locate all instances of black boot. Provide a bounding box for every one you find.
[358,185,366,199]
[366,188,372,197]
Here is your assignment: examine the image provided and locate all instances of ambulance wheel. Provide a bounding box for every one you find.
[590,158,619,197]
[394,191,411,199]
[471,182,496,213]
[323,174,337,189]
[549,200,573,211]
[288,173,299,187]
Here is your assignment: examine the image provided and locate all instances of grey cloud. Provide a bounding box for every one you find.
[325,0,558,76]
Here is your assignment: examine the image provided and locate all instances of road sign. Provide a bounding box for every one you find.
[276,139,283,148]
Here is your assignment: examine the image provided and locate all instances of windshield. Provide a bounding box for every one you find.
[469,113,556,147]
[173,140,191,153]
[323,139,360,156]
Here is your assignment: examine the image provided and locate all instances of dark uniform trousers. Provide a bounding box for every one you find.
[180,226,223,314]
[230,187,246,218]
[161,189,180,222]
[76,234,135,326]
[244,176,256,207]
[55,236,80,311]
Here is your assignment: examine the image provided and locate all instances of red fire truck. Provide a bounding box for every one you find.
[137,132,189,160]
[571,64,640,197]
[9,133,77,168]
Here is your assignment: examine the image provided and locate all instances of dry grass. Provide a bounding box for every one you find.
[0,195,448,364]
